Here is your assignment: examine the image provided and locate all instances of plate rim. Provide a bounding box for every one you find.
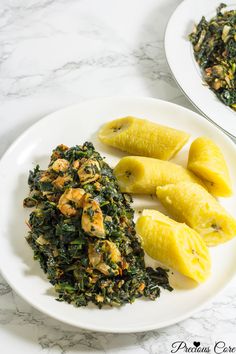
[1,96,236,333]
[164,0,236,139]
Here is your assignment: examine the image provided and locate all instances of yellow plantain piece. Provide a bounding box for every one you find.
[114,156,205,194]
[136,209,211,283]
[99,116,190,160]
[156,182,236,246]
[188,136,232,197]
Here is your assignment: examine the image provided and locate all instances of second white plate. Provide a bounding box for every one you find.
[165,0,236,138]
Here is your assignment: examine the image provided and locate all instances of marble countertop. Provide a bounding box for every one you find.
[1,0,236,353]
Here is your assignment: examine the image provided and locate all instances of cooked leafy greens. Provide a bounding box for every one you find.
[189,3,236,110]
[24,142,172,308]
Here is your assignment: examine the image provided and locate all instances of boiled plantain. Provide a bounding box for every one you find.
[114,156,206,194]
[136,209,211,283]
[156,182,236,246]
[188,136,232,197]
[99,116,190,160]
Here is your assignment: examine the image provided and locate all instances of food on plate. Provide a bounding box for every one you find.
[99,116,190,160]
[189,4,236,111]
[188,136,232,197]
[114,156,205,194]
[23,142,172,308]
[136,209,211,283]
[156,182,236,246]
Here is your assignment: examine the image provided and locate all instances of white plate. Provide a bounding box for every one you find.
[165,0,236,138]
[1,97,236,333]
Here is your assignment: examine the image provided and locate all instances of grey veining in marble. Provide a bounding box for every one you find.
[1,0,236,353]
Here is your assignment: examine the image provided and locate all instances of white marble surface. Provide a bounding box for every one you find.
[1,0,236,353]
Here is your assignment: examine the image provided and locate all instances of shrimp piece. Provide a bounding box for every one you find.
[88,243,103,266]
[39,171,54,183]
[82,194,105,237]
[52,175,72,189]
[78,159,100,184]
[88,244,110,275]
[104,240,122,263]
[58,188,85,217]
[72,157,88,170]
[88,240,122,275]
[94,182,102,191]
[72,160,80,169]
[51,144,69,160]
[51,158,70,173]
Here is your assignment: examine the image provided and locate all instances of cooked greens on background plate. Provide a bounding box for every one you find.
[189,3,236,110]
